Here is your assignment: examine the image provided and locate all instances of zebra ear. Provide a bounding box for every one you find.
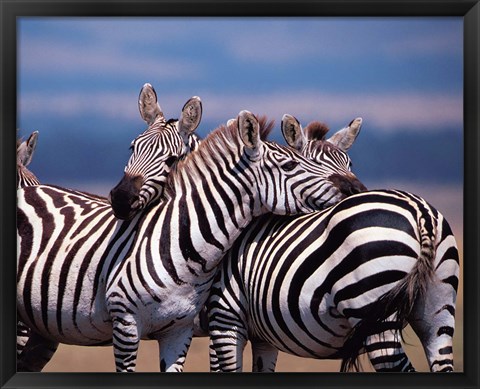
[226,118,237,128]
[281,114,306,151]
[178,96,202,143]
[138,83,164,125]
[238,110,261,153]
[326,117,362,152]
[17,131,39,167]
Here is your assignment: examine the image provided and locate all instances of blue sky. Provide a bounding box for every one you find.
[17,17,463,188]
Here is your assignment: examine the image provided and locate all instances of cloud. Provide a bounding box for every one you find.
[19,89,462,133]
[220,19,461,64]
[202,91,463,131]
[382,31,462,58]
[18,38,201,80]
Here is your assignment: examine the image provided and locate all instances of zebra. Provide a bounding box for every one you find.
[17,110,364,373]
[109,83,202,220]
[191,115,366,337]
[207,189,459,372]
[16,130,41,359]
[16,84,203,372]
[109,113,364,344]
[101,110,367,372]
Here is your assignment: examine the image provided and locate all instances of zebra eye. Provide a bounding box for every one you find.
[164,156,177,168]
[281,160,299,172]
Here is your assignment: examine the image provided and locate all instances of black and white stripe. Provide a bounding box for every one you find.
[16,130,41,361]
[109,83,202,221]
[103,111,365,372]
[208,189,459,372]
[16,84,202,372]
[17,108,364,372]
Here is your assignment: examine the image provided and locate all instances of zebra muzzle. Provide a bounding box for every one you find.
[329,173,367,197]
[109,174,143,220]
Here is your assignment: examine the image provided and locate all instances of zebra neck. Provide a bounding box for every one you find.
[149,156,261,277]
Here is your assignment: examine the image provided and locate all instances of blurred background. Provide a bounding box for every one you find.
[17,17,463,372]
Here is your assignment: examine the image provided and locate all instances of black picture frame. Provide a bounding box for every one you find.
[1,1,478,388]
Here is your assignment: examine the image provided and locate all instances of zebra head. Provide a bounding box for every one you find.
[17,130,40,189]
[109,83,202,220]
[282,116,366,201]
[235,111,363,215]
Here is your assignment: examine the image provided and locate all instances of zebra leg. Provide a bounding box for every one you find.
[209,329,247,372]
[365,325,415,372]
[251,338,278,372]
[157,326,193,372]
[112,317,140,372]
[17,331,59,372]
[408,279,457,372]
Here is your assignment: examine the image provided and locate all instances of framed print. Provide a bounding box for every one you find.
[1,1,479,388]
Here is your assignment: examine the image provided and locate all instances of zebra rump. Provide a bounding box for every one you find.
[207,189,458,373]
[340,234,436,371]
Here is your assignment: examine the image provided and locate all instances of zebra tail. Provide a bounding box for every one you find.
[340,212,436,372]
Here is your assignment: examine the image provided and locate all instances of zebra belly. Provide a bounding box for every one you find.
[248,294,351,359]
[17,267,114,345]
[107,268,214,341]
[17,228,129,345]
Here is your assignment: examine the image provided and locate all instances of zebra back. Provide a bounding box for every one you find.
[109,83,202,220]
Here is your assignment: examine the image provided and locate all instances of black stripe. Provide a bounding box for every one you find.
[90,217,135,311]
[442,275,459,291]
[365,340,401,352]
[71,211,114,331]
[334,270,407,306]
[16,207,33,282]
[439,346,453,355]
[435,304,456,316]
[138,218,164,302]
[188,177,225,254]
[437,246,460,268]
[23,188,56,333]
[204,162,238,233]
[437,326,454,337]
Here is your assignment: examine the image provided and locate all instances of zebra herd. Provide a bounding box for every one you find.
[16,83,459,373]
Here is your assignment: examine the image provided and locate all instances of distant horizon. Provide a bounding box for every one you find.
[22,120,462,186]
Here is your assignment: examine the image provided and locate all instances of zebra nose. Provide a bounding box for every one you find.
[350,177,367,194]
[329,173,367,197]
[109,175,143,220]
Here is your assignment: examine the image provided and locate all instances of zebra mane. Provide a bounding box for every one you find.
[256,115,275,139]
[304,121,330,141]
[165,116,273,197]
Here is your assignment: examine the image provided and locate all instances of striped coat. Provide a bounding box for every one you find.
[208,189,459,372]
